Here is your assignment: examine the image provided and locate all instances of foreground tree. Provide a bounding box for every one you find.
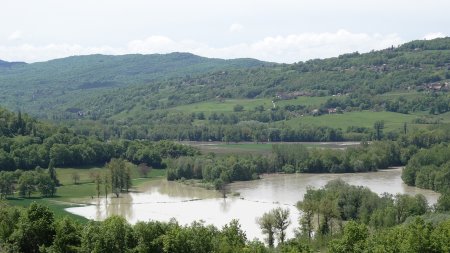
[103,173,109,199]
[18,171,36,198]
[9,202,55,253]
[373,120,385,140]
[96,216,136,252]
[297,188,316,240]
[107,158,132,197]
[273,207,291,244]
[258,207,291,247]
[93,173,102,198]
[47,159,59,186]
[0,171,15,199]
[216,219,247,252]
[36,173,56,197]
[257,212,276,247]
[45,217,82,253]
[328,221,368,253]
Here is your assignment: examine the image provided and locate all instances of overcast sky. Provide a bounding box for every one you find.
[1,0,449,63]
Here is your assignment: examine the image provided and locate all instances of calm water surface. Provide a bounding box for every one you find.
[66,168,439,241]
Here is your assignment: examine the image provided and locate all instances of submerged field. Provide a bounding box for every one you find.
[5,166,167,222]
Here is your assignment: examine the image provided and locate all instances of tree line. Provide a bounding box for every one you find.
[293,179,450,252]
[0,202,264,253]
[0,168,57,199]
[166,155,269,191]
[402,143,450,193]
[165,129,450,187]
[0,107,199,171]
[296,179,429,240]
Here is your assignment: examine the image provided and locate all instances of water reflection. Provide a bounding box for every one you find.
[66,168,439,241]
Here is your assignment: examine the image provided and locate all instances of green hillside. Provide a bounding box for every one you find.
[0,38,449,142]
[68,38,450,119]
[0,52,269,117]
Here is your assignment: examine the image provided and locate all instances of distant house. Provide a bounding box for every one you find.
[327,108,337,114]
[275,91,311,100]
[311,109,320,116]
[275,92,293,100]
[425,82,449,91]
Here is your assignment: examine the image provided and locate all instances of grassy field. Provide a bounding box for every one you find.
[6,166,167,222]
[378,90,423,99]
[186,141,360,155]
[281,111,420,131]
[167,97,444,133]
[193,142,273,155]
[169,96,330,114]
[435,111,450,123]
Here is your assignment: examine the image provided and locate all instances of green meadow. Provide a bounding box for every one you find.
[169,96,441,132]
[169,96,329,114]
[281,111,419,131]
[187,141,360,156]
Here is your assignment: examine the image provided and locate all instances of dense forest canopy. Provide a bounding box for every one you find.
[0,107,198,172]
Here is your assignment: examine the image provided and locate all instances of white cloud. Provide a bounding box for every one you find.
[7,30,22,41]
[0,30,405,63]
[229,23,244,33]
[121,30,405,63]
[0,43,118,63]
[423,32,445,40]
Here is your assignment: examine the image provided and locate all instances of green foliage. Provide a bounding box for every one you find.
[273,141,402,173]
[328,221,369,253]
[47,217,82,253]
[373,120,385,141]
[257,212,276,247]
[402,143,450,192]
[9,202,55,253]
[272,207,291,244]
[0,202,20,243]
[96,216,136,253]
[1,38,450,144]
[216,219,247,252]
[0,107,198,172]
[256,207,291,247]
[107,158,132,197]
[234,104,244,112]
[167,154,267,183]
[436,192,450,212]
[297,179,429,240]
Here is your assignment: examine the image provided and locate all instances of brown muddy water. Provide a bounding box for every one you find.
[66,168,439,241]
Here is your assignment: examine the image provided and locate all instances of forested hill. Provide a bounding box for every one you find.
[0,59,26,68]
[0,37,449,121]
[0,53,269,117]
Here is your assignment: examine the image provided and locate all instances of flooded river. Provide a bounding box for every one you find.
[66,168,439,241]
